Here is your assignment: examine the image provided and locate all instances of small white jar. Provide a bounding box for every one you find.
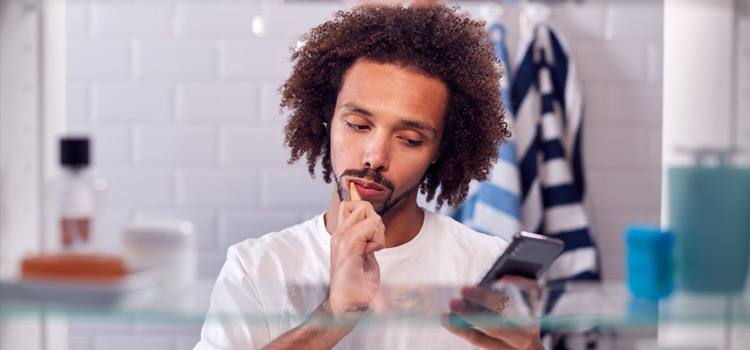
[122,219,196,293]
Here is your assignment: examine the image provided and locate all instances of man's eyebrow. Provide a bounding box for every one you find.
[340,103,374,117]
[401,120,438,137]
[340,102,438,137]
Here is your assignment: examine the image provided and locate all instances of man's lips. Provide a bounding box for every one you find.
[347,178,387,197]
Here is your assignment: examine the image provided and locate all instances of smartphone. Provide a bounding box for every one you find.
[474,231,565,289]
[449,231,564,328]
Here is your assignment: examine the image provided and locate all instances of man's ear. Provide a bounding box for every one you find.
[431,152,440,164]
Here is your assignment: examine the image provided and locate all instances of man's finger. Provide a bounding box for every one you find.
[461,286,509,314]
[338,200,377,226]
[440,313,511,349]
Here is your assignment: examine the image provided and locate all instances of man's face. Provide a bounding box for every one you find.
[330,59,447,215]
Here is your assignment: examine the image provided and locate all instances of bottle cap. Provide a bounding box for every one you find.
[60,137,90,168]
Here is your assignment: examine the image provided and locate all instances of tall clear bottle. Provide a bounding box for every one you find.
[55,137,107,251]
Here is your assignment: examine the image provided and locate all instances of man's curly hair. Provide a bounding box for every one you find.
[280,4,510,209]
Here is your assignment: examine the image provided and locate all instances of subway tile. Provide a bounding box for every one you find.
[69,334,91,350]
[67,83,89,121]
[177,83,258,121]
[259,81,290,124]
[176,336,202,350]
[647,41,664,83]
[220,126,288,165]
[605,171,662,211]
[91,2,174,37]
[573,42,648,83]
[646,129,663,169]
[134,126,217,165]
[64,125,132,166]
[132,320,202,335]
[99,210,132,253]
[300,210,326,222]
[260,166,332,210]
[66,0,90,38]
[177,169,258,208]
[68,41,131,79]
[92,83,172,121]
[133,210,216,250]
[551,4,606,41]
[176,2,259,37]
[601,255,625,282]
[583,127,650,169]
[135,42,216,79]
[262,3,344,41]
[461,4,521,61]
[95,169,173,208]
[608,3,663,40]
[219,211,300,248]
[606,86,662,126]
[583,85,607,127]
[68,320,132,333]
[584,171,610,212]
[592,212,656,256]
[219,41,292,80]
[198,251,227,279]
[92,335,173,350]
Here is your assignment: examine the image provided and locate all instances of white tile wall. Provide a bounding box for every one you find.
[219,126,288,165]
[219,41,292,79]
[177,169,258,207]
[177,83,259,121]
[68,125,132,166]
[175,2,260,37]
[96,169,174,207]
[134,42,216,79]
[66,1,663,348]
[218,211,300,248]
[134,125,217,165]
[609,4,664,40]
[91,2,175,38]
[92,83,172,121]
[68,41,131,79]
[67,83,88,121]
[574,42,650,83]
[92,335,174,350]
[259,167,333,210]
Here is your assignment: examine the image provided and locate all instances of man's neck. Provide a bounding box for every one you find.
[324,189,425,248]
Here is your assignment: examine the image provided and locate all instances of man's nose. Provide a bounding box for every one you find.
[362,133,390,171]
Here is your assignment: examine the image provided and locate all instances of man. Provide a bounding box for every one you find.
[196,4,542,349]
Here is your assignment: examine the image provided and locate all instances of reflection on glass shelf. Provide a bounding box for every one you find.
[1,280,749,331]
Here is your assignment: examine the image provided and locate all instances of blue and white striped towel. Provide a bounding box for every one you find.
[453,23,522,241]
[512,23,599,291]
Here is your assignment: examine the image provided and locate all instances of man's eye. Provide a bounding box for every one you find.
[401,137,423,147]
[345,122,368,131]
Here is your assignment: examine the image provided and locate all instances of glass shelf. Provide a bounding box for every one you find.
[1,280,749,331]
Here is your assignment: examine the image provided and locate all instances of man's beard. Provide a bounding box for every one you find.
[334,168,414,216]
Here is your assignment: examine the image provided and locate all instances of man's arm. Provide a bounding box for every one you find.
[264,200,385,349]
[261,297,361,350]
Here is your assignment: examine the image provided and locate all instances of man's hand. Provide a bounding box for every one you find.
[329,200,386,317]
[441,276,544,350]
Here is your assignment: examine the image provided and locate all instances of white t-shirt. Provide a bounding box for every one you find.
[195,209,507,350]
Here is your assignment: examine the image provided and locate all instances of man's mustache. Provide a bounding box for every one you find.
[341,168,395,191]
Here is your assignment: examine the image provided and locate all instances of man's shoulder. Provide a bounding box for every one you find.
[426,210,506,247]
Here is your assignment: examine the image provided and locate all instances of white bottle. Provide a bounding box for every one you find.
[55,137,107,251]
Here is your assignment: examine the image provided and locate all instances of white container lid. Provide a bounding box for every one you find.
[122,218,195,245]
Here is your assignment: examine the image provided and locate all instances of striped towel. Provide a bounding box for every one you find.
[452,23,522,241]
[512,22,599,300]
